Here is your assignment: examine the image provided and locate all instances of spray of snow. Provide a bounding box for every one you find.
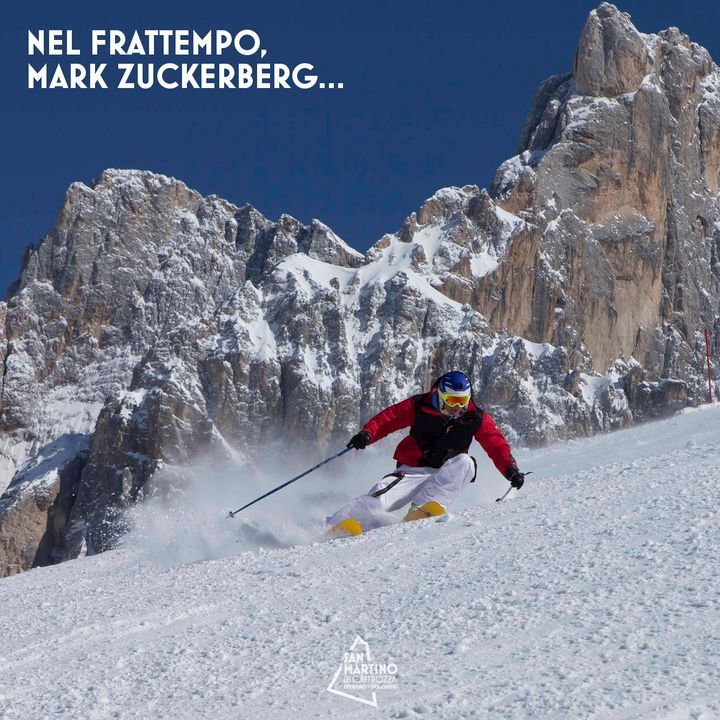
[123,451,321,566]
[123,433,508,567]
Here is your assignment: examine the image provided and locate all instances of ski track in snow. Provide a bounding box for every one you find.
[0,406,719,719]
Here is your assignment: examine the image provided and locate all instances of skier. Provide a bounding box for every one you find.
[328,371,525,536]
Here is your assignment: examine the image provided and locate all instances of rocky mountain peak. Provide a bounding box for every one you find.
[490,3,720,373]
[574,3,652,97]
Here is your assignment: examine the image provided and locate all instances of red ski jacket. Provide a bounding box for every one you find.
[362,389,515,475]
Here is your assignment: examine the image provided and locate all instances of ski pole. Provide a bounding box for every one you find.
[227,447,351,518]
[495,487,514,503]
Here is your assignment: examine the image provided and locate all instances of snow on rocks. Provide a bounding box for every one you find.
[0,433,90,575]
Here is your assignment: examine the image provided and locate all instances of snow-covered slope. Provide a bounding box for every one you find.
[1,404,718,719]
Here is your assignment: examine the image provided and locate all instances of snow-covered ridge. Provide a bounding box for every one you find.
[275,185,524,308]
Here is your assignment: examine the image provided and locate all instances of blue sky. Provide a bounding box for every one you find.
[2,0,720,294]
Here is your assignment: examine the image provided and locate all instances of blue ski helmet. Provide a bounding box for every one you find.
[437,371,472,415]
[438,371,471,395]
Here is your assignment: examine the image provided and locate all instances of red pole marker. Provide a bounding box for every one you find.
[705,327,713,404]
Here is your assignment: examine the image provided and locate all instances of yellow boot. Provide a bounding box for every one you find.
[330,517,363,537]
[403,501,445,522]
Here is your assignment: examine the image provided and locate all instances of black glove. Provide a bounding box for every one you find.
[347,430,371,450]
[505,466,525,489]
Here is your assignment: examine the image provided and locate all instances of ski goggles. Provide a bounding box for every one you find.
[438,390,470,408]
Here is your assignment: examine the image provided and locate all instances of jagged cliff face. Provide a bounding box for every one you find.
[1,3,718,575]
[489,3,720,377]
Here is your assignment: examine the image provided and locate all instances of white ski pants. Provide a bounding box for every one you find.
[327,453,476,530]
